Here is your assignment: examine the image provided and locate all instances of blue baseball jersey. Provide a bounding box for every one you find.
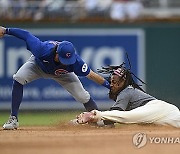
[6,28,90,76]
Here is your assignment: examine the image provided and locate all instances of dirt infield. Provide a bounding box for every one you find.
[0,124,179,154]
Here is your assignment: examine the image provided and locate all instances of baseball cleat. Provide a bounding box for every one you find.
[3,116,19,130]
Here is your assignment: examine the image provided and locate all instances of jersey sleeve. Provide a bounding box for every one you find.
[73,55,90,76]
[111,89,132,111]
[6,28,43,57]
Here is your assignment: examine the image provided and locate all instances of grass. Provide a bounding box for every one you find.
[0,111,81,126]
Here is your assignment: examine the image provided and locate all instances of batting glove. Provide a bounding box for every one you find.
[77,110,100,124]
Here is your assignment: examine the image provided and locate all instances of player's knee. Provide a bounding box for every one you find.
[74,90,90,104]
[13,74,28,85]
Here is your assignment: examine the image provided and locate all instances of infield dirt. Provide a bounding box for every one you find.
[0,124,179,154]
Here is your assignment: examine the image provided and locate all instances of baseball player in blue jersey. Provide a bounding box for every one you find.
[0,26,110,130]
[75,65,180,128]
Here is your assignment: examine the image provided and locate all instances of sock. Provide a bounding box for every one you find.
[11,80,23,118]
[83,97,98,112]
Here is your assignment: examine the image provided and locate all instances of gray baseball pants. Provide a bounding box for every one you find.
[13,55,90,104]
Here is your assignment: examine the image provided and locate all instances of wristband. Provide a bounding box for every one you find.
[102,80,110,89]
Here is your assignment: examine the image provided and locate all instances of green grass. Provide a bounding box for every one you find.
[0,111,81,126]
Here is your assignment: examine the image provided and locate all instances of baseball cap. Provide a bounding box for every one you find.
[57,41,76,65]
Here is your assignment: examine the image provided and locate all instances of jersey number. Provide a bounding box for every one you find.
[82,63,88,72]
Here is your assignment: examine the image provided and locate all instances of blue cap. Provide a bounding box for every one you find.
[57,41,76,65]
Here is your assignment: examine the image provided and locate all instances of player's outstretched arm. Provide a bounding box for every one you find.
[0,26,6,38]
[87,70,110,89]
[1,26,42,57]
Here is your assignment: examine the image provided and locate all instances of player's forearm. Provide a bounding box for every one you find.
[6,28,33,41]
[5,28,42,57]
[87,70,104,84]
[87,70,110,89]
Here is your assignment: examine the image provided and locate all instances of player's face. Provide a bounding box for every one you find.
[110,75,125,94]
[54,53,66,66]
[54,53,59,62]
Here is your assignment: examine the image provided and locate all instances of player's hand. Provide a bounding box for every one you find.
[0,26,6,38]
[76,112,93,124]
[76,110,100,124]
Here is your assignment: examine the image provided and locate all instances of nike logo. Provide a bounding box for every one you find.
[43,60,49,63]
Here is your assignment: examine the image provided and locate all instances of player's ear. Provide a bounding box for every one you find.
[117,82,122,87]
[117,77,122,86]
[117,79,125,87]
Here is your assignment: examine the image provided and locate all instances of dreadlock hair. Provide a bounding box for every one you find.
[97,63,145,100]
[122,69,145,92]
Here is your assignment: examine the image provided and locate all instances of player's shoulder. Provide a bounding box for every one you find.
[125,86,146,94]
[76,54,83,61]
[118,86,132,95]
[123,85,134,91]
[119,86,135,96]
[74,54,87,66]
[73,54,90,76]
